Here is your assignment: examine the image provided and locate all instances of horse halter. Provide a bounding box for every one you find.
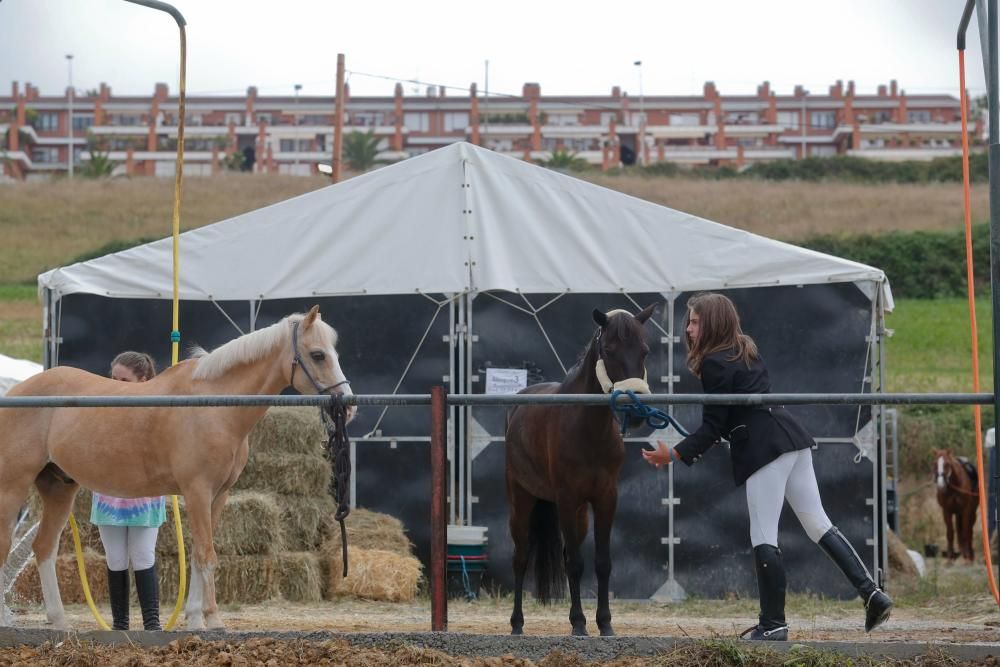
[593,322,649,395]
[289,320,351,396]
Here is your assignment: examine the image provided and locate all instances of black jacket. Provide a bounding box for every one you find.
[674,350,814,486]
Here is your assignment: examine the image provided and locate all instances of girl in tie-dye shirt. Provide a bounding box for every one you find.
[91,351,164,631]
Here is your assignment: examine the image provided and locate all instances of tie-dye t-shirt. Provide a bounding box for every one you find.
[90,493,166,528]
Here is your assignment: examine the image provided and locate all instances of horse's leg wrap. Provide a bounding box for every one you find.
[37,557,68,630]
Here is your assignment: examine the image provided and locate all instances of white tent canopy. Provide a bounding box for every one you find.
[38,142,893,309]
[0,353,43,396]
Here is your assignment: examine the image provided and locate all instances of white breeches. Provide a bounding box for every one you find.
[98,525,159,571]
[745,448,833,547]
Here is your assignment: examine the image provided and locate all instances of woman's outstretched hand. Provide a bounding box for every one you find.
[642,440,676,468]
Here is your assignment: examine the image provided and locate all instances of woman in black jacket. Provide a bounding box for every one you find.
[642,292,891,640]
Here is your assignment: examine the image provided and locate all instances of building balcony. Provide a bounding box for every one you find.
[845,147,965,161]
[834,122,964,138]
[661,146,737,163]
[724,124,784,137]
[476,124,533,138]
[646,125,716,139]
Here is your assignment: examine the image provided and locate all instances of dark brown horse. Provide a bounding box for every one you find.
[505,304,656,636]
[933,448,979,563]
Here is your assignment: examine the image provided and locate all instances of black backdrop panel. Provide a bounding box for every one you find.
[54,292,449,568]
[54,294,246,374]
[469,284,878,599]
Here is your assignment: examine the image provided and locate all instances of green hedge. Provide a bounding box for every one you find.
[799,224,990,299]
[633,154,988,184]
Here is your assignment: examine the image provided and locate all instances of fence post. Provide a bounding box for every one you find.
[430,385,448,631]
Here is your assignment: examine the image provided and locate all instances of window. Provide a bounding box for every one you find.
[404,112,430,132]
[725,112,759,125]
[669,113,700,126]
[907,110,932,124]
[811,145,837,157]
[112,114,142,126]
[600,112,617,126]
[224,112,243,126]
[444,112,468,132]
[302,114,329,126]
[256,113,272,125]
[35,113,59,131]
[185,114,203,126]
[810,111,837,129]
[353,112,385,127]
[280,139,295,152]
[547,113,579,127]
[31,147,59,163]
[72,114,94,131]
[776,111,799,129]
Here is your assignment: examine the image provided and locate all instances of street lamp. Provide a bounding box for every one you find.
[633,60,645,165]
[66,54,74,179]
[294,83,302,171]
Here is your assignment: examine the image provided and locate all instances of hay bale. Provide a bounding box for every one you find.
[249,407,326,456]
[159,555,279,605]
[11,550,109,604]
[157,492,284,557]
[234,453,330,497]
[320,507,414,556]
[278,494,336,551]
[887,529,919,577]
[276,552,323,602]
[324,546,422,602]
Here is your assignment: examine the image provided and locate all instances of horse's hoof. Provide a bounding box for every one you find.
[599,627,615,637]
[206,613,225,630]
[571,626,589,637]
[186,616,206,631]
[510,627,523,636]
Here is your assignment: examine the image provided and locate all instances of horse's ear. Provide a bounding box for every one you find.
[635,303,658,324]
[303,305,320,329]
[592,308,608,327]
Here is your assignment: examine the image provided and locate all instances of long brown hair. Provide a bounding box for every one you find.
[684,293,758,376]
[110,351,157,381]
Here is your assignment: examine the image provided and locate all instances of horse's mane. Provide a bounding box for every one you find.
[190,313,335,381]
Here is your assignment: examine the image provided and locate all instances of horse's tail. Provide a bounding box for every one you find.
[529,499,565,603]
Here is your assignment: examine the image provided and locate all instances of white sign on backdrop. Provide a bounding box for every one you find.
[485,368,528,395]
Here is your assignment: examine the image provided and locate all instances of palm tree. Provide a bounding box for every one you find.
[540,148,588,172]
[343,130,381,172]
[80,135,116,178]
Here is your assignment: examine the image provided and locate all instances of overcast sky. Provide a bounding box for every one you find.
[0,0,993,101]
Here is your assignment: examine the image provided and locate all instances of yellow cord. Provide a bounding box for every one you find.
[68,513,110,630]
[164,21,188,633]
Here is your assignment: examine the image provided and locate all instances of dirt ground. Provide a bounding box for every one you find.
[7,562,1000,642]
[3,561,999,664]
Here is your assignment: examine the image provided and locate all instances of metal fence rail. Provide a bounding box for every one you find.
[0,392,993,408]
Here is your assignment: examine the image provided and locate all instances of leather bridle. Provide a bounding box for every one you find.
[289,321,351,396]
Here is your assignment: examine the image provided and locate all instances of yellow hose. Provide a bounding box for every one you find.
[68,513,110,630]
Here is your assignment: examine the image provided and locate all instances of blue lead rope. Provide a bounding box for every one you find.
[609,389,691,437]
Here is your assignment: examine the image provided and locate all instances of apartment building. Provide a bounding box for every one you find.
[0,78,970,181]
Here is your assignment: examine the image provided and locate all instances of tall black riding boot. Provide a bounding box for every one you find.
[133,565,162,631]
[741,544,788,641]
[107,568,130,631]
[818,526,892,632]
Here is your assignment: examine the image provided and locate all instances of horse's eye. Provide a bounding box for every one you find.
[310,351,326,362]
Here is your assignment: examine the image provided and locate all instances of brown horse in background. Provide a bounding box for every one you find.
[505,304,655,637]
[933,448,979,563]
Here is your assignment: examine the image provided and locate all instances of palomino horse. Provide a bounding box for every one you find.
[0,306,353,630]
[933,448,979,563]
[505,304,656,636]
